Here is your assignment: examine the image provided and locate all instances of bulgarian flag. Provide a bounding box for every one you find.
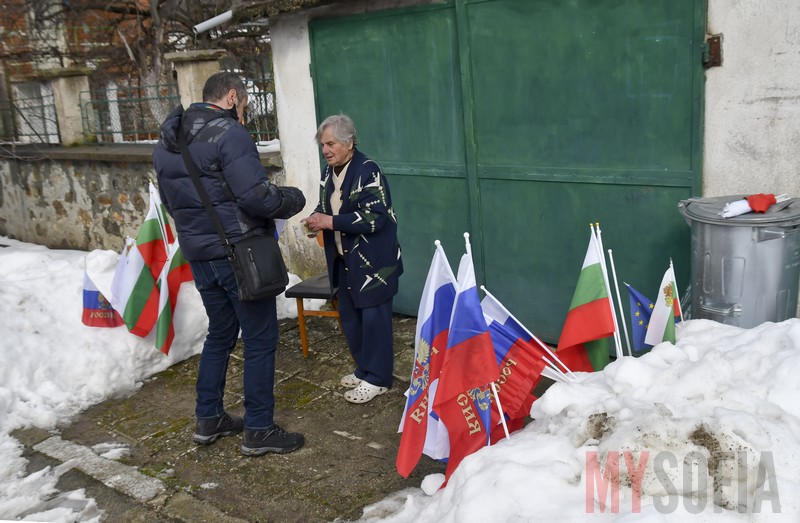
[557,229,615,372]
[644,264,680,346]
[110,183,172,338]
[155,240,193,355]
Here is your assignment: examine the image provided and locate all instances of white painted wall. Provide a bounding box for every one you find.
[271,13,320,219]
[704,0,800,198]
[270,13,326,275]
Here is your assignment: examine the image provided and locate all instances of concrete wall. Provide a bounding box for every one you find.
[704,0,800,198]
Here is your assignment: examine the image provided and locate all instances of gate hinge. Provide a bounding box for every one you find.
[702,34,722,68]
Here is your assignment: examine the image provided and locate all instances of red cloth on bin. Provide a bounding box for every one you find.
[746,193,777,213]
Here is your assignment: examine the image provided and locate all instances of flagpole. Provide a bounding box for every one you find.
[669,258,685,322]
[541,356,571,383]
[592,223,623,360]
[150,182,173,261]
[465,232,511,439]
[490,382,511,441]
[480,285,578,382]
[607,249,632,357]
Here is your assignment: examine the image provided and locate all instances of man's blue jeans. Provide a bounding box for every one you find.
[190,258,277,430]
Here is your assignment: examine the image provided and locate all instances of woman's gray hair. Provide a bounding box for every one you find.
[315,114,358,146]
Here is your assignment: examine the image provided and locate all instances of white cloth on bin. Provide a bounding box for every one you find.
[719,199,752,218]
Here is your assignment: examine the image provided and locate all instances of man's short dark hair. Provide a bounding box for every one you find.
[202,72,247,103]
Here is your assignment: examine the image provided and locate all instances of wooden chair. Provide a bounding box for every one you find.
[286,232,342,357]
[285,273,340,357]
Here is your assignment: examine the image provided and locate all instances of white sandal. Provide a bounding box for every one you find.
[340,373,361,388]
[344,381,387,404]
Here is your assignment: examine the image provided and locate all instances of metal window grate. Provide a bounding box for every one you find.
[0,82,59,144]
[242,77,279,144]
[80,83,180,143]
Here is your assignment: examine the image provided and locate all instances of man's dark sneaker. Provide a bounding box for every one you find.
[241,426,305,456]
[193,412,243,445]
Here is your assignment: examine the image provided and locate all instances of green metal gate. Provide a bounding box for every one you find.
[310,0,704,343]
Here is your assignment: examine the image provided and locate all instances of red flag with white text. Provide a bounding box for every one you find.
[396,243,456,477]
[432,249,500,483]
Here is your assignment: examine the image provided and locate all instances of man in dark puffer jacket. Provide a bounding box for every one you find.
[154,71,306,456]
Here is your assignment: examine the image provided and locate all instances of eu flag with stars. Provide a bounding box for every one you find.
[627,283,654,353]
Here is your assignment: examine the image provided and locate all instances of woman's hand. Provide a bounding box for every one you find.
[301,213,333,236]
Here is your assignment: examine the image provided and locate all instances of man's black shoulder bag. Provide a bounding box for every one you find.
[178,130,289,301]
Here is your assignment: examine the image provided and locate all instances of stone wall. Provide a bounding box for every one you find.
[0,145,156,252]
[0,145,317,275]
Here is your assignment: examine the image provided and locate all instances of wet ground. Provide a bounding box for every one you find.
[13,313,446,522]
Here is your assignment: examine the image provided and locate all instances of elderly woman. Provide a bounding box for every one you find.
[302,114,403,404]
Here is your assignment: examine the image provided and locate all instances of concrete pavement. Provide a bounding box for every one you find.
[13,313,445,522]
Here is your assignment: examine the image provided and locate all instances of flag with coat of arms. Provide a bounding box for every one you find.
[81,268,124,328]
[432,236,500,484]
[396,241,457,478]
[644,264,682,347]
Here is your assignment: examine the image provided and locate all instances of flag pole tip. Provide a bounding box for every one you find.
[463,232,470,240]
[434,239,441,247]
[480,284,487,292]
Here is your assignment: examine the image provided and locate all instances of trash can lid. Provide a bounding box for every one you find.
[678,195,800,226]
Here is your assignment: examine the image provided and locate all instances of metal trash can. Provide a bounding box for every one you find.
[678,195,800,328]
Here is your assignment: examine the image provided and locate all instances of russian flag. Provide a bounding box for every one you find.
[432,246,500,483]
[82,270,123,328]
[481,293,547,427]
[396,242,456,478]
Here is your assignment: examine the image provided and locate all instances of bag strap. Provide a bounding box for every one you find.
[177,128,237,260]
